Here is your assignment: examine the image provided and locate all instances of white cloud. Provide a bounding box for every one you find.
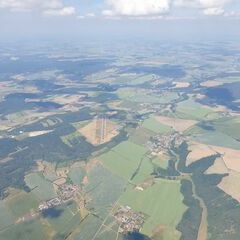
[103,0,171,17]
[103,0,236,18]
[203,7,224,15]
[77,15,85,19]
[224,11,240,18]
[199,0,233,16]
[174,0,198,8]
[77,12,96,20]
[85,12,95,17]
[43,6,76,16]
[198,0,232,9]
[174,0,234,16]
[0,0,76,16]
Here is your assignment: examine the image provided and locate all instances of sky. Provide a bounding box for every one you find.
[0,0,240,42]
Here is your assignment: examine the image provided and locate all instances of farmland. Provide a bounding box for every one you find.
[25,173,57,201]
[176,98,214,120]
[142,116,173,134]
[1,40,240,240]
[99,141,148,180]
[119,179,187,239]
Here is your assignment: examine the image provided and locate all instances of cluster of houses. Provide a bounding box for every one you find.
[146,132,184,155]
[38,184,79,211]
[114,206,145,233]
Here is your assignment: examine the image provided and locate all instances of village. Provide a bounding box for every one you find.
[146,132,185,155]
[38,184,79,211]
[114,206,146,233]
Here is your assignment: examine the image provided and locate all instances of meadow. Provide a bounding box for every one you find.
[99,141,148,180]
[0,220,49,240]
[128,126,155,145]
[68,167,86,186]
[25,173,57,201]
[0,201,14,230]
[142,116,173,134]
[117,88,179,104]
[176,98,213,120]
[84,164,126,218]
[46,202,82,237]
[119,179,187,239]
[6,191,39,218]
[186,126,240,150]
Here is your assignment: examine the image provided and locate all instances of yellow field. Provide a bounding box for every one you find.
[78,118,119,145]
[156,115,197,133]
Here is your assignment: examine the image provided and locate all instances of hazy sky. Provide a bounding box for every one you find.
[0,0,240,42]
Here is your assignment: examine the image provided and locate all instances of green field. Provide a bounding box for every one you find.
[71,215,103,240]
[128,126,155,145]
[119,179,187,239]
[43,171,59,182]
[142,116,173,134]
[117,88,179,104]
[130,156,154,184]
[152,155,170,169]
[68,167,86,186]
[114,73,154,85]
[176,98,213,120]
[25,173,57,201]
[6,191,39,218]
[0,220,49,240]
[47,202,81,235]
[186,125,240,149]
[84,164,126,217]
[211,116,240,139]
[99,141,148,180]
[0,201,14,230]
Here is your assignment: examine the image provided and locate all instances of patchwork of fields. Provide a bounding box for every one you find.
[1,41,240,240]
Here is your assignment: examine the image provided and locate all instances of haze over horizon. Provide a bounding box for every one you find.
[1,0,240,42]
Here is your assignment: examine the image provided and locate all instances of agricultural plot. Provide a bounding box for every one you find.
[187,128,240,149]
[176,98,213,120]
[186,142,217,166]
[172,81,190,88]
[72,120,90,130]
[61,131,83,147]
[218,171,240,202]
[46,202,81,236]
[25,173,57,201]
[99,141,148,180]
[210,116,240,140]
[152,154,170,169]
[114,73,155,85]
[78,118,120,146]
[205,157,229,175]
[155,115,197,133]
[119,179,186,239]
[68,166,86,186]
[209,145,240,172]
[130,156,154,184]
[0,220,49,240]
[117,88,179,104]
[6,191,39,218]
[128,126,155,145]
[0,201,15,230]
[200,76,240,87]
[84,164,126,218]
[142,116,173,134]
[71,215,103,240]
[99,151,135,179]
[41,117,63,128]
[187,140,240,172]
[37,161,59,182]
